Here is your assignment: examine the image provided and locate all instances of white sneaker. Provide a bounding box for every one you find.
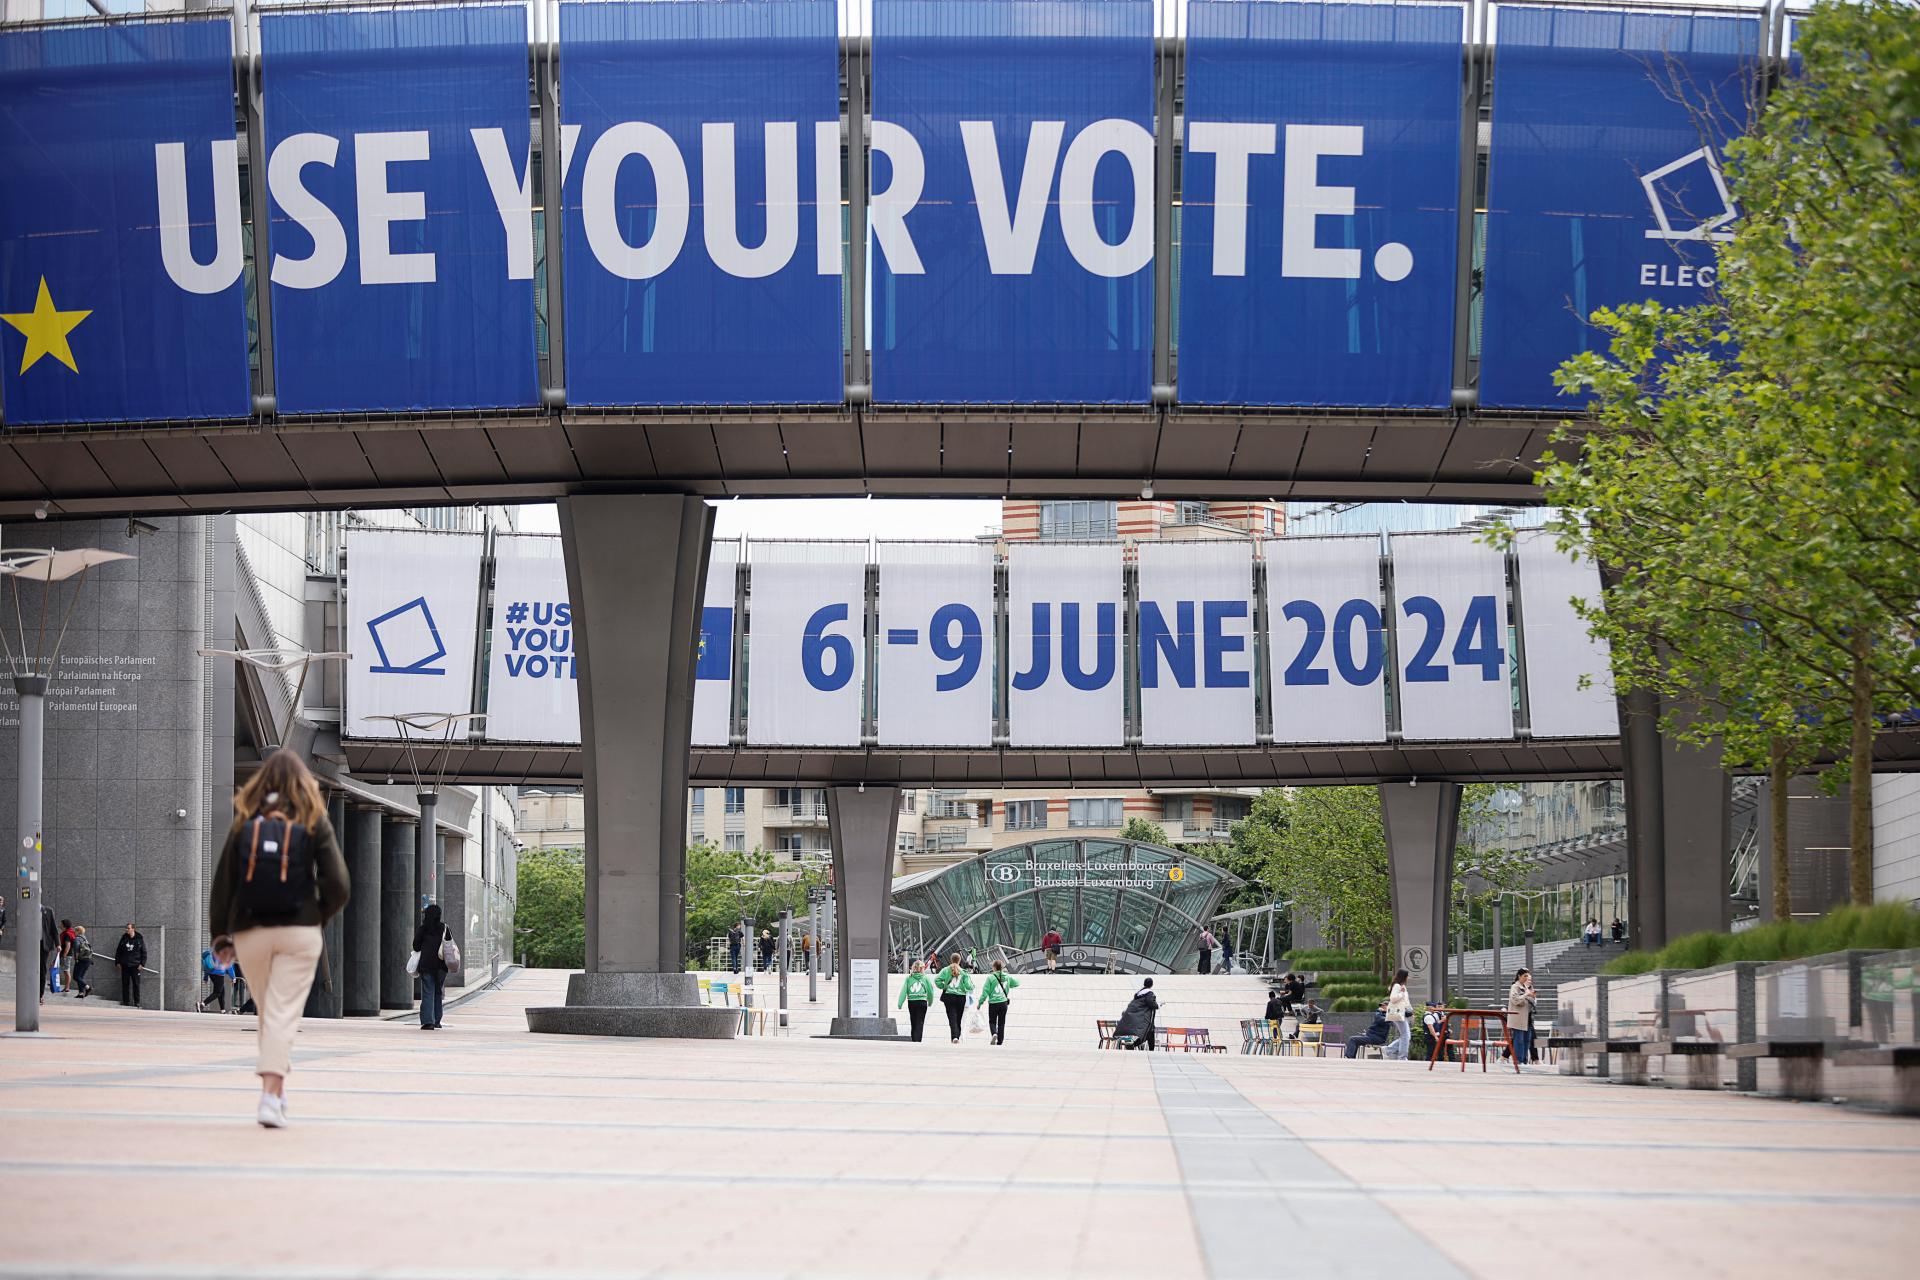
[256,1093,287,1129]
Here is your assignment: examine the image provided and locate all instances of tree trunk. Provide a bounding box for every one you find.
[1769,736,1792,921]
[1849,629,1875,905]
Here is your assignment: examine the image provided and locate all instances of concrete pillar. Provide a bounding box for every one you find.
[1380,780,1461,1008]
[304,791,348,1018]
[1621,689,1733,949]
[560,494,712,975]
[380,814,417,1011]
[342,806,382,1016]
[826,786,903,1037]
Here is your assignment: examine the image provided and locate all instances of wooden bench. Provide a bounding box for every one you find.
[1727,1040,1830,1100]
[1832,1046,1920,1115]
[1547,1034,1600,1077]
[1643,1040,1727,1090]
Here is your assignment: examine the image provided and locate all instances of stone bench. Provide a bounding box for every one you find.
[1548,1034,1600,1076]
[1832,1046,1920,1115]
[1643,1040,1727,1090]
[1727,1040,1829,1100]
[1602,1039,1661,1084]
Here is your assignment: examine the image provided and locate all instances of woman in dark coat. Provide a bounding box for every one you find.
[413,903,450,1030]
[1115,978,1159,1050]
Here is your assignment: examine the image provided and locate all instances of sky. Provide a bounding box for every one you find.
[515,498,1003,541]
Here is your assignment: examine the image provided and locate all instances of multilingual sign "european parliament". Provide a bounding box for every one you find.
[0,1,1765,423]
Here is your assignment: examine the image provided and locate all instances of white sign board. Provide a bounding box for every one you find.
[1514,529,1616,738]
[849,957,881,1020]
[1266,535,1389,744]
[1137,541,1256,746]
[745,543,867,747]
[877,543,995,746]
[692,540,740,747]
[1008,543,1125,747]
[484,535,578,743]
[345,528,484,738]
[1389,532,1515,741]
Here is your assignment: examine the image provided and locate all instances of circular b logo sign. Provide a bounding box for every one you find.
[988,864,1018,883]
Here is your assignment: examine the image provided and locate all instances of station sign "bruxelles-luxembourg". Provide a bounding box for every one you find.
[0,0,1762,424]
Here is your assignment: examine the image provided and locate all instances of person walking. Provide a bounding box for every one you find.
[758,928,776,972]
[67,925,94,998]
[208,747,350,1128]
[1383,969,1413,1060]
[413,903,452,1030]
[200,942,234,1012]
[1040,926,1062,972]
[978,960,1019,1045]
[933,953,973,1044]
[1507,968,1537,1068]
[1116,978,1159,1050]
[112,921,145,1006]
[727,921,744,973]
[1197,928,1215,975]
[1220,934,1235,975]
[57,919,76,994]
[897,959,936,1042]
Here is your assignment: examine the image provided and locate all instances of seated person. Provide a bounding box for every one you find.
[1264,986,1291,1024]
[1344,1003,1392,1058]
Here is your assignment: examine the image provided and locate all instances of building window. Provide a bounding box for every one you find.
[725,787,745,814]
[1068,797,1123,828]
[900,791,916,813]
[897,832,918,853]
[1163,797,1193,827]
[724,833,746,852]
[1038,500,1117,540]
[1215,797,1251,826]
[1004,799,1048,831]
[1175,500,1210,525]
[690,788,705,815]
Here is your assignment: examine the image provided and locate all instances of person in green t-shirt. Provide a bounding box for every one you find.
[897,959,937,1042]
[979,960,1020,1045]
[933,953,974,1044]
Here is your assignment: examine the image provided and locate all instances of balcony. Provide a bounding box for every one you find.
[932,825,994,853]
[1175,823,1236,844]
[766,802,831,827]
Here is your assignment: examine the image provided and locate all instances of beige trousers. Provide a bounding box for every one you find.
[232,924,324,1078]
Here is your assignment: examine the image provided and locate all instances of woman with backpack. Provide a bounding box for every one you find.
[933,952,974,1044]
[978,960,1019,1045]
[208,748,350,1129]
[413,903,453,1030]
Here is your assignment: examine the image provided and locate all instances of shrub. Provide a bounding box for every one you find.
[1602,950,1660,976]
[1282,949,1366,969]
[1318,983,1389,1001]
[1329,996,1383,1013]
[1310,969,1378,985]
[1600,904,1920,974]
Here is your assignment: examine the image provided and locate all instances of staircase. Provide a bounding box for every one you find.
[1445,939,1623,1026]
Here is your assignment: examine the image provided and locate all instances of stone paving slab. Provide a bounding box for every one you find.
[3,969,1918,1279]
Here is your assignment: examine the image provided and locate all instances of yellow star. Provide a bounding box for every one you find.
[2,277,91,375]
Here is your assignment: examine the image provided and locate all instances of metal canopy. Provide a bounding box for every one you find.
[0,408,1561,518]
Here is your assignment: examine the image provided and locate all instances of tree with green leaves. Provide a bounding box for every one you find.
[513,845,586,969]
[1525,0,1920,906]
[682,842,828,965]
[1119,816,1169,846]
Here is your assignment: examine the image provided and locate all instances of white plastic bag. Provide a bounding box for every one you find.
[405,950,421,975]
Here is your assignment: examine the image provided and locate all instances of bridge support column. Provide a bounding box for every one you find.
[1621,691,1732,950]
[524,495,735,1039]
[1381,780,1461,1009]
[825,786,904,1039]
[303,791,348,1019]
[380,814,417,1011]
[342,806,382,1016]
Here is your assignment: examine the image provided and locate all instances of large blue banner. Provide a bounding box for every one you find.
[1179,1,1463,408]
[1478,7,1762,408]
[0,20,248,425]
[561,0,843,406]
[872,0,1154,404]
[262,5,536,414]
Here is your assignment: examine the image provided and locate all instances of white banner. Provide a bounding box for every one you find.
[344,528,484,739]
[484,535,578,743]
[1008,543,1124,748]
[1266,535,1389,745]
[877,543,995,747]
[692,540,740,747]
[1389,532,1515,741]
[1515,529,1616,738]
[1138,542,1255,746]
[745,543,867,747]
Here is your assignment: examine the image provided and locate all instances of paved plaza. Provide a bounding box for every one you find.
[3,970,1918,1279]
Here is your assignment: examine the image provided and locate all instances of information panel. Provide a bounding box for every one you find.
[1008,543,1125,747]
[1479,6,1763,408]
[1389,532,1513,741]
[1179,1,1462,407]
[345,529,485,738]
[876,543,996,747]
[0,19,249,424]
[261,6,538,413]
[1514,528,1616,738]
[745,543,867,747]
[692,540,740,747]
[1137,542,1256,746]
[1265,534,1388,745]
[484,535,578,743]
[560,0,843,405]
[871,0,1154,403]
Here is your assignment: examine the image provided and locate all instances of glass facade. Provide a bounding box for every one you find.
[891,838,1241,974]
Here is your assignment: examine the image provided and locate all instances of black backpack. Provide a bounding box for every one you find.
[236,812,318,922]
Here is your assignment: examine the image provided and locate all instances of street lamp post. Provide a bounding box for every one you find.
[366,711,487,915]
[2,548,135,1034]
[196,646,351,751]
